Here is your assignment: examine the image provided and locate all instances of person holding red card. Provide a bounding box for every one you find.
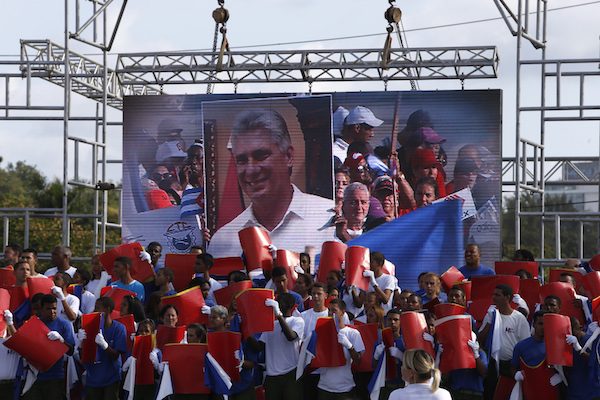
[363,252,397,312]
[193,253,222,303]
[317,298,365,399]
[272,266,304,313]
[110,257,145,303]
[372,308,406,398]
[78,297,128,400]
[0,309,20,398]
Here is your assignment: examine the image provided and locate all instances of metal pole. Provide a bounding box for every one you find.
[101,7,108,252]
[62,0,70,246]
[540,0,547,259]
[514,0,523,251]
[2,217,8,248]
[24,210,30,248]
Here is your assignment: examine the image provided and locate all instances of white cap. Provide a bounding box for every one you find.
[345,106,384,127]
[155,140,187,162]
[332,106,349,135]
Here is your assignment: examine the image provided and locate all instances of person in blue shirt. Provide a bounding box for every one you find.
[110,256,145,302]
[78,296,127,400]
[24,294,75,400]
[271,267,304,313]
[459,244,495,279]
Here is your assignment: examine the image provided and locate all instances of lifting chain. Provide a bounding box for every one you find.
[207,0,230,94]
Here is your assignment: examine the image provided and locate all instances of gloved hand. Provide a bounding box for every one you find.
[95,331,109,350]
[3,310,13,326]
[129,333,136,342]
[76,329,87,347]
[467,339,480,359]
[294,265,305,275]
[512,294,529,313]
[122,356,133,372]
[337,332,353,350]
[588,321,599,333]
[149,349,160,370]
[373,343,385,360]
[348,285,359,296]
[201,305,212,315]
[47,331,65,343]
[52,286,66,301]
[234,349,244,372]
[389,346,404,360]
[265,298,282,317]
[267,244,277,257]
[514,371,524,382]
[550,373,562,386]
[566,335,582,352]
[422,332,435,344]
[363,270,377,287]
[139,251,152,263]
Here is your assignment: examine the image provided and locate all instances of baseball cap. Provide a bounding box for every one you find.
[343,152,365,171]
[345,106,384,127]
[454,158,480,176]
[155,140,187,163]
[411,148,438,169]
[373,176,394,194]
[421,127,446,144]
[157,118,183,137]
[333,106,349,135]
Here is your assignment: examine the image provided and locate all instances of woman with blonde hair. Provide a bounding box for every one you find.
[389,349,451,400]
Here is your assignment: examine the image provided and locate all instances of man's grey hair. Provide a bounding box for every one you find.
[230,109,292,153]
[343,182,370,203]
[210,304,229,320]
[55,245,72,260]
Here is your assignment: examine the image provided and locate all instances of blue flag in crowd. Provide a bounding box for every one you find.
[180,187,204,218]
[348,199,464,291]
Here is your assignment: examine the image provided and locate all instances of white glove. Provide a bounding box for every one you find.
[201,305,211,315]
[588,321,599,334]
[52,286,66,301]
[337,332,353,350]
[373,343,385,360]
[130,333,136,342]
[467,339,480,359]
[76,329,87,348]
[265,298,282,317]
[389,346,404,360]
[550,373,562,386]
[139,251,152,263]
[47,331,65,343]
[234,349,244,372]
[566,335,582,352]
[3,310,13,326]
[512,294,529,313]
[267,244,277,257]
[422,332,435,344]
[149,349,160,370]
[122,356,133,372]
[294,265,304,275]
[95,332,109,350]
[363,270,377,287]
[514,371,524,382]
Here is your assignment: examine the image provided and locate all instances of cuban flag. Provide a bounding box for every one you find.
[295,330,318,379]
[156,362,174,400]
[367,352,387,400]
[204,353,233,396]
[180,186,204,218]
[122,357,136,400]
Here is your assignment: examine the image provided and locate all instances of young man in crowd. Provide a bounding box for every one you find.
[110,256,146,302]
[20,248,47,278]
[271,266,304,313]
[52,271,80,322]
[362,251,396,312]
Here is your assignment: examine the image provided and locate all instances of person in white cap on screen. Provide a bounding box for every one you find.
[332,106,350,164]
[332,105,384,165]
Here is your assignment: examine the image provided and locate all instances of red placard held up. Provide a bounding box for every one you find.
[163,343,210,394]
[3,315,68,372]
[345,246,370,292]
[7,286,27,312]
[440,267,465,292]
[99,243,155,283]
[115,314,135,353]
[433,303,467,319]
[471,275,520,301]
[275,249,299,291]
[457,281,472,302]
[0,288,10,337]
[400,312,434,358]
[207,331,242,382]
[80,312,102,364]
[235,288,275,339]
[238,227,273,272]
[583,271,600,298]
[317,241,347,284]
[352,323,378,372]
[213,280,253,307]
[161,286,207,326]
[101,287,136,316]
[156,325,186,351]
[548,269,585,293]
[26,277,54,299]
[0,268,16,287]
[592,297,600,322]
[164,253,197,293]
[494,261,539,279]
[519,279,541,321]
[434,315,476,373]
[543,313,573,367]
[309,317,346,368]
[212,257,245,278]
[540,282,585,325]
[133,334,155,385]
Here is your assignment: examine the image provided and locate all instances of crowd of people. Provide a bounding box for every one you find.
[1,241,599,400]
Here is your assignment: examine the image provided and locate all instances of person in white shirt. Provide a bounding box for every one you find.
[363,251,397,312]
[86,254,111,298]
[317,298,365,399]
[44,245,77,278]
[52,271,80,322]
[389,349,451,400]
[73,268,98,315]
[332,105,384,165]
[255,293,305,400]
[193,253,222,302]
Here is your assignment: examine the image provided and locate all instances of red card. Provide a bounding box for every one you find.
[101,287,136,315]
[309,317,346,368]
[317,241,347,284]
[161,286,207,326]
[344,246,370,292]
[213,280,253,307]
[164,253,197,293]
[3,315,68,372]
[115,314,135,353]
[80,312,102,363]
[457,281,472,302]
[471,275,520,301]
[7,286,27,312]
[582,271,600,298]
[435,314,476,373]
[275,249,299,291]
[592,297,600,322]
[540,282,585,325]
[468,298,492,329]
[520,359,560,400]
[163,343,210,394]
[235,288,275,339]
[440,266,465,292]
[494,261,539,279]
[433,303,467,319]
[548,269,585,293]
[0,288,10,337]
[422,297,441,313]
[156,325,186,351]
[238,227,273,272]
[212,257,245,278]
[400,311,434,358]
[133,334,155,385]
[26,277,54,299]
[207,331,242,381]
[0,268,16,287]
[519,279,541,321]
[352,323,378,372]
[99,243,155,283]
[543,313,573,367]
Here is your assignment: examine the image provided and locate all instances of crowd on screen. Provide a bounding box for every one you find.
[1,241,600,400]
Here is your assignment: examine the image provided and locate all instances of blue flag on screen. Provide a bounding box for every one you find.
[348,199,464,291]
[180,187,204,218]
